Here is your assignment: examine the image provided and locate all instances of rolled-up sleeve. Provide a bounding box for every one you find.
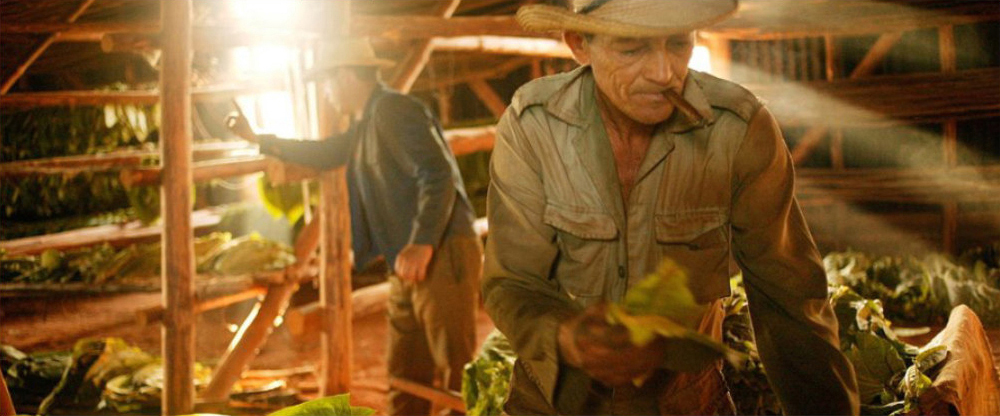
[483,108,581,407]
[731,106,860,415]
[376,96,456,248]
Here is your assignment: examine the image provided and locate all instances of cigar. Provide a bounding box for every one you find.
[663,89,705,125]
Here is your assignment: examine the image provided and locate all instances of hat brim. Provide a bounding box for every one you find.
[517,2,737,37]
[304,58,396,81]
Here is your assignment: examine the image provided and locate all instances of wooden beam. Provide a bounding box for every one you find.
[0,207,225,257]
[351,15,526,39]
[119,156,271,187]
[849,32,903,78]
[0,86,271,108]
[795,166,1000,204]
[389,0,462,93]
[446,125,496,156]
[0,142,255,178]
[412,57,532,91]
[160,0,195,413]
[749,68,1000,128]
[703,0,1000,41]
[467,79,507,118]
[1,0,95,94]
[432,36,572,58]
[200,282,298,402]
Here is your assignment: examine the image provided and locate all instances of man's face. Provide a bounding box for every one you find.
[567,32,695,126]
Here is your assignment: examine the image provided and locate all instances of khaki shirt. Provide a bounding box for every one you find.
[483,67,859,415]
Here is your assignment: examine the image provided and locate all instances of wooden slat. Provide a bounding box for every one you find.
[12,1,999,44]
[748,68,1000,128]
[0,86,269,108]
[0,0,94,94]
[704,0,1000,41]
[431,36,572,58]
[411,57,532,91]
[795,166,1000,203]
[0,207,225,256]
[0,142,256,178]
[119,156,271,187]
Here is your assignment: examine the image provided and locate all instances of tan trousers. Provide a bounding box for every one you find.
[388,235,482,416]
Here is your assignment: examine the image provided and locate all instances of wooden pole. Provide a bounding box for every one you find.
[160,0,195,414]
[318,0,355,396]
[200,283,299,402]
[389,0,462,93]
[703,36,732,80]
[0,0,94,94]
[939,25,959,254]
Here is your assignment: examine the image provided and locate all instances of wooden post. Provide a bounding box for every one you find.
[435,88,453,126]
[703,36,732,80]
[160,0,195,414]
[317,0,354,396]
[940,25,959,254]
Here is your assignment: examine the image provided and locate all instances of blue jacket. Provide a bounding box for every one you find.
[259,84,476,268]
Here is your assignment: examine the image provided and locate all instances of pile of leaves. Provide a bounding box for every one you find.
[823,244,1000,327]
[722,277,950,416]
[1,232,295,285]
[462,330,516,416]
[2,103,160,225]
[1,338,211,415]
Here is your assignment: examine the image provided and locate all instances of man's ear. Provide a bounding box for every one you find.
[563,31,591,65]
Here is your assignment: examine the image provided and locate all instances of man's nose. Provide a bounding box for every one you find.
[644,50,675,86]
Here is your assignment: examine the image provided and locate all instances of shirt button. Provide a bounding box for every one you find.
[618,266,626,279]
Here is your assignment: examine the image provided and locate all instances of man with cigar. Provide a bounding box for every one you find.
[226,38,481,416]
[483,0,859,414]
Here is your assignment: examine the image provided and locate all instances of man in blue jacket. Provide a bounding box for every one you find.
[226,38,481,416]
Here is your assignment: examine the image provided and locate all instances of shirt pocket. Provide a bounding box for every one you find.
[543,203,617,299]
[654,208,731,301]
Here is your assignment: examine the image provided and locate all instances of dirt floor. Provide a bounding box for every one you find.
[3,290,1000,415]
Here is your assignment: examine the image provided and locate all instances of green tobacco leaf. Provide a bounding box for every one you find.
[608,259,744,374]
[846,332,907,404]
[268,394,375,416]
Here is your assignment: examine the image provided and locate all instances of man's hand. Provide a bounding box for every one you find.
[394,244,434,283]
[558,303,667,387]
[224,112,258,143]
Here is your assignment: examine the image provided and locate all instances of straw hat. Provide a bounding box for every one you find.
[306,37,395,80]
[517,0,738,37]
